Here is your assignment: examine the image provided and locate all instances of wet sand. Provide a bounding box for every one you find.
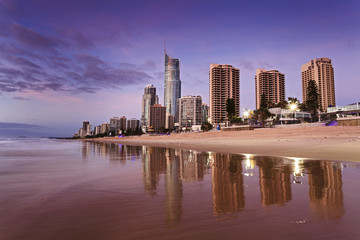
[87,126,360,162]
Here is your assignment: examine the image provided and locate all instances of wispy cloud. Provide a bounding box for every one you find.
[0,22,152,94]
[12,96,30,101]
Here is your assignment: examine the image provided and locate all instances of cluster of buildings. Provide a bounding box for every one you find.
[75,53,340,137]
[74,117,140,138]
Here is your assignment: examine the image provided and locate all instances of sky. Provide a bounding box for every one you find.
[0,0,359,137]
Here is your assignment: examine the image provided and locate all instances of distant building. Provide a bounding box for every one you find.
[209,64,240,124]
[110,117,121,132]
[176,95,202,128]
[202,103,209,123]
[100,123,110,134]
[127,118,140,131]
[83,121,89,132]
[149,104,166,132]
[94,125,101,136]
[120,116,127,130]
[166,113,175,130]
[164,53,181,117]
[301,58,335,112]
[255,69,285,109]
[86,123,92,136]
[141,84,159,130]
[78,128,86,138]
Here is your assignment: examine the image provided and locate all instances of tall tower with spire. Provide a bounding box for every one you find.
[164,51,181,118]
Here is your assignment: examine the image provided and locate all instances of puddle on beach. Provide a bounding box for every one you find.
[0,139,359,240]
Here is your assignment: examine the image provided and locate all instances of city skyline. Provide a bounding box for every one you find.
[0,0,359,137]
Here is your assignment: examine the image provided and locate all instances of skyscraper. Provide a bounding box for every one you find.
[141,84,159,129]
[164,53,181,117]
[209,64,240,124]
[255,69,285,109]
[301,58,335,112]
[176,95,202,128]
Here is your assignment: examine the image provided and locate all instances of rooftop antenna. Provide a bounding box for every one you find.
[164,38,166,55]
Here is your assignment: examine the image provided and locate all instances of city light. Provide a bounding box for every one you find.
[243,109,250,118]
[289,102,298,111]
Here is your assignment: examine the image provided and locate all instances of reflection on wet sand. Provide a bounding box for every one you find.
[211,153,245,215]
[257,157,292,206]
[305,161,344,220]
[81,142,346,222]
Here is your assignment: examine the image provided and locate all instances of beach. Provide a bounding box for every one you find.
[86,125,360,162]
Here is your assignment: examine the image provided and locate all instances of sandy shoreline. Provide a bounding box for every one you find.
[85,126,360,162]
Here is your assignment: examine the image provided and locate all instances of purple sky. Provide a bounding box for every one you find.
[0,0,359,137]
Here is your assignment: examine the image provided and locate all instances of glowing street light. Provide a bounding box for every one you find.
[243,110,249,118]
[288,101,298,123]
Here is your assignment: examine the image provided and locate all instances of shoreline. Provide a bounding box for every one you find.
[84,126,360,162]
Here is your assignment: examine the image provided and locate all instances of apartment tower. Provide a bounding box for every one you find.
[255,69,285,109]
[141,84,159,129]
[301,58,335,112]
[149,104,166,132]
[164,53,181,117]
[209,64,240,124]
[176,95,202,128]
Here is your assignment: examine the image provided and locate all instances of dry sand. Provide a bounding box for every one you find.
[87,126,360,162]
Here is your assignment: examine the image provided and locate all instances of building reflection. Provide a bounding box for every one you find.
[142,146,167,196]
[81,141,92,159]
[257,157,292,206]
[81,142,346,222]
[81,141,142,164]
[165,148,182,227]
[304,161,344,220]
[211,153,245,215]
[141,147,211,227]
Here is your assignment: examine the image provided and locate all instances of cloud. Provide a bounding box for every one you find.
[10,23,67,52]
[0,122,52,137]
[0,122,43,129]
[0,22,152,94]
[258,61,274,69]
[238,60,255,71]
[13,96,30,101]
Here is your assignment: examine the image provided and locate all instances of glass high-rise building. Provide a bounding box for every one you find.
[164,53,181,117]
[141,84,159,130]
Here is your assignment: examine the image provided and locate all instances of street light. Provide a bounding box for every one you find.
[243,109,250,125]
[289,101,298,123]
[243,110,249,118]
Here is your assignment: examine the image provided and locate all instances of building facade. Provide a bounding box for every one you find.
[141,84,159,129]
[127,118,140,131]
[301,58,335,112]
[202,103,209,123]
[164,53,181,117]
[149,104,166,132]
[166,113,175,130]
[209,64,240,124]
[255,69,285,109]
[110,117,120,132]
[176,95,202,128]
[120,116,127,130]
